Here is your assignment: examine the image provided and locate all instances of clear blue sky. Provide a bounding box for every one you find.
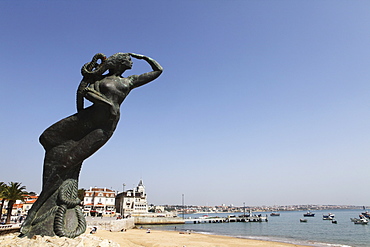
[1,1,370,207]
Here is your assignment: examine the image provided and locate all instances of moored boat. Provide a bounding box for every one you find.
[270,212,280,216]
[323,213,335,220]
[351,217,369,225]
[361,211,370,219]
[361,206,370,218]
[303,211,315,217]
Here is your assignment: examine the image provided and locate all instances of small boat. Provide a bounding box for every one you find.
[354,219,368,225]
[332,220,337,224]
[270,212,280,216]
[300,218,307,222]
[361,211,370,219]
[323,213,335,220]
[351,217,369,225]
[303,211,315,217]
[361,206,370,218]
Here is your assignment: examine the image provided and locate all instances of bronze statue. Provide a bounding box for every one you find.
[20,53,163,238]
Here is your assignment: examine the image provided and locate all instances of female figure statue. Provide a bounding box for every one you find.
[20,52,163,238]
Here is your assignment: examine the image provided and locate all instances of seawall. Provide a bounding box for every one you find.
[134,217,185,225]
[87,217,135,232]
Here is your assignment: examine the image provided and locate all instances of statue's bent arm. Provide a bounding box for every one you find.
[128,54,163,89]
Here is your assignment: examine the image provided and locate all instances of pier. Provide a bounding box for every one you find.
[185,217,227,224]
[184,215,268,224]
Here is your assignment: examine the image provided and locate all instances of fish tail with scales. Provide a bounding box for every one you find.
[30,205,58,226]
[53,179,86,238]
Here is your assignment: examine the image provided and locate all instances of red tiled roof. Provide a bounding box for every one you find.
[23,195,38,199]
[24,200,37,204]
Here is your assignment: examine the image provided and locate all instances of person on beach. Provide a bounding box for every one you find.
[90,227,97,234]
[20,52,163,238]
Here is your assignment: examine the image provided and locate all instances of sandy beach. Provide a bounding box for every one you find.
[93,228,311,247]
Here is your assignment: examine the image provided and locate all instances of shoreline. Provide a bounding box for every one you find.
[93,228,313,247]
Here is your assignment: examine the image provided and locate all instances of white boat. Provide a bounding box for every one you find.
[323,213,335,220]
[351,217,369,225]
[303,211,315,217]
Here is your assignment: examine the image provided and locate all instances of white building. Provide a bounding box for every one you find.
[83,187,116,216]
[115,180,148,216]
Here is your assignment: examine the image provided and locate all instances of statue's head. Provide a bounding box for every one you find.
[106,53,132,72]
[81,52,132,78]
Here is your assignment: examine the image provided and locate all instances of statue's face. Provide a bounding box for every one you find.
[122,57,133,69]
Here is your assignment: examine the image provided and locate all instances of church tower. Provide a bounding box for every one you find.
[136,179,146,195]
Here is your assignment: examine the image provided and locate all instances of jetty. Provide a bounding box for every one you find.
[185,214,268,224]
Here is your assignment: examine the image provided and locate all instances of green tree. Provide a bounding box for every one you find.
[3,182,26,224]
[0,182,6,217]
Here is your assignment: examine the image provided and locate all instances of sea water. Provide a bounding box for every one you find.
[144,209,370,247]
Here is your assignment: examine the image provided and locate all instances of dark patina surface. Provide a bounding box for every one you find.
[20,52,163,238]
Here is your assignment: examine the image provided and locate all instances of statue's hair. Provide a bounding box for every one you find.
[80,53,107,77]
[105,53,130,70]
[80,53,130,77]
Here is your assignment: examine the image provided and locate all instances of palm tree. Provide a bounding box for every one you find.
[0,182,6,218]
[2,182,26,224]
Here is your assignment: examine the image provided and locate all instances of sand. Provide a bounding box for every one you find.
[92,228,311,247]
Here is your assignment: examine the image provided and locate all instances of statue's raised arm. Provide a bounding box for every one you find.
[127,53,163,89]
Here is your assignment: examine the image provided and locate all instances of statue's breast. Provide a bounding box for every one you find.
[98,77,130,101]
